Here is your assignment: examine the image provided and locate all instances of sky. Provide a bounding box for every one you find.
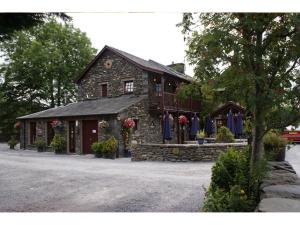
[68,13,195,76]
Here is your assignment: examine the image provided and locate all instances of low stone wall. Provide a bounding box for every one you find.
[131,143,247,162]
[257,161,300,212]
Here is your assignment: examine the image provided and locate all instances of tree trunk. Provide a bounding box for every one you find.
[250,102,265,173]
[57,79,61,106]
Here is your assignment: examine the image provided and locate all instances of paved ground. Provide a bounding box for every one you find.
[0,143,212,212]
[286,144,300,175]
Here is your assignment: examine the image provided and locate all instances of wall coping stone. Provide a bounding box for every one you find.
[138,143,248,148]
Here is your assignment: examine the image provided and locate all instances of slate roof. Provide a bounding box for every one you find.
[75,45,194,83]
[211,101,246,118]
[17,95,147,120]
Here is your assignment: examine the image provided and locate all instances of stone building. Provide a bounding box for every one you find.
[18,45,200,156]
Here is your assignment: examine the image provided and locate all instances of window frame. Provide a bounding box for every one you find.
[123,80,134,94]
[101,83,108,97]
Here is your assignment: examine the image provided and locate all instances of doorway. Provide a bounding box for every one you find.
[82,120,98,154]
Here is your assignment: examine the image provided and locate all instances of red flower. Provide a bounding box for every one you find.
[14,122,21,129]
[179,115,188,125]
[123,118,135,129]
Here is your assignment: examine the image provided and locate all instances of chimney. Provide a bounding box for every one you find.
[167,62,185,74]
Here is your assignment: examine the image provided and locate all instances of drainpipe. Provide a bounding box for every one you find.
[161,76,165,144]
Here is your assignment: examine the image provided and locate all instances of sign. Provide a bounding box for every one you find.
[92,129,97,134]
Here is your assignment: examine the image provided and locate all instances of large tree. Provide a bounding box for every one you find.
[0,13,71,40]
[178,13,300,167]
[0,19,96,140]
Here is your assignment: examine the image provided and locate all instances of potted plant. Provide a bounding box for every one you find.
[103,136,118,159]
[92,141,104,158]
[263,130,288,161]
[35,137,46,152]
[8,136,18,149]
[196,130,205,144]
[50,134,66,154]
[216,126,235,143]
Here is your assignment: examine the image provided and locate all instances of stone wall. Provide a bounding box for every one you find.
[131,143,247,162]
[257,161,300,212]
[77,50,149,100]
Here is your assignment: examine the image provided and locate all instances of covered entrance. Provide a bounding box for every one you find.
[82,120,98,154]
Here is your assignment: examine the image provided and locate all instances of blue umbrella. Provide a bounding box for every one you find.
[190,113,199,136]
[235,112,243,136]
[227,110,236,135]
[163,111,172,140]
[205,115,215,136]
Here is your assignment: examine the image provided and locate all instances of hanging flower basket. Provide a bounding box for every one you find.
[14,121,21,129]
[51,119,64,133]
[121,118,135,151]
[179,115,188,125]
[99,120,109,129]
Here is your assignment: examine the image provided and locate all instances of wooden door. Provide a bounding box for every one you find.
[69,121,76,153]
[82,120,98,154]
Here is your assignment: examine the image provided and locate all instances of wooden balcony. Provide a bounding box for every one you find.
[149,91,201,113]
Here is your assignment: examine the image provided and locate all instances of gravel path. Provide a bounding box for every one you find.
[0,143,212,212]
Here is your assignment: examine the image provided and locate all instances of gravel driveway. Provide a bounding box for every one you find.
[0,144,212,212]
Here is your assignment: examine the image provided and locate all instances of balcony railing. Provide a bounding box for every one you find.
[149,91,201,112]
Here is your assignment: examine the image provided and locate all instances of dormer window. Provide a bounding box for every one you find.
[124,80,134,93]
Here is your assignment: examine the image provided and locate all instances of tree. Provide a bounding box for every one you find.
[0,19,96,140]
[0,13,71,40]
[178,13,300,168]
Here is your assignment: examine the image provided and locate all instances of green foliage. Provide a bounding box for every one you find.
[8,136,18,148]
[34,137,46,148]
[178,13,300,164]
[0,13,71,40]
[103,136,118,154]
[203,147,267,212]
[92,137,118,155]
[263,130,288,160]
[216,126,235,143]
[196,130,205,139]
[0,19,96,140]
[91,141,104,154]
[210,148,249,192]
[50,134,66,152]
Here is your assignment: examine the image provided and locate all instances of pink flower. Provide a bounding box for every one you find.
[179,115,188,125]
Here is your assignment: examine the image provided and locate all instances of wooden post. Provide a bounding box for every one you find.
[161,76,165,144]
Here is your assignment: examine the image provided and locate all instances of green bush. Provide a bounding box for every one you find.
[8,136,18,149]
[216,126,235,143]
[35,137,46,148]
[103,136,118,154]
[210,148,249,192]
[91,141,104,153]
[263,130,288,161]
[203,147,266,212]
[50,134,66,153]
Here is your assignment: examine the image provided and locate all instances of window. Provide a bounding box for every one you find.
[155,83,162,96]
[124,80,134,93]
[133,119,138,132]
[30,122,36,145]
[101,84,108,97]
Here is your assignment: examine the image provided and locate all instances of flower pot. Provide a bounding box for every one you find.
[275,147,286,162]
[37,146,44,152]
[9,145,15,149]
[197,138,204,145]
[55,149,66,154]
[124,149,131,158]
[95,152,102,158]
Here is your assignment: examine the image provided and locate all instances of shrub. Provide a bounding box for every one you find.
[216,126,235,143]
[203,147,267,212]
[50,134,66,153]
[103,136,118,154]
[263,130,288,161]
[35,137,46,149]
[8,136,18,149]
[91,141,104,153]
[210,148,249,192]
